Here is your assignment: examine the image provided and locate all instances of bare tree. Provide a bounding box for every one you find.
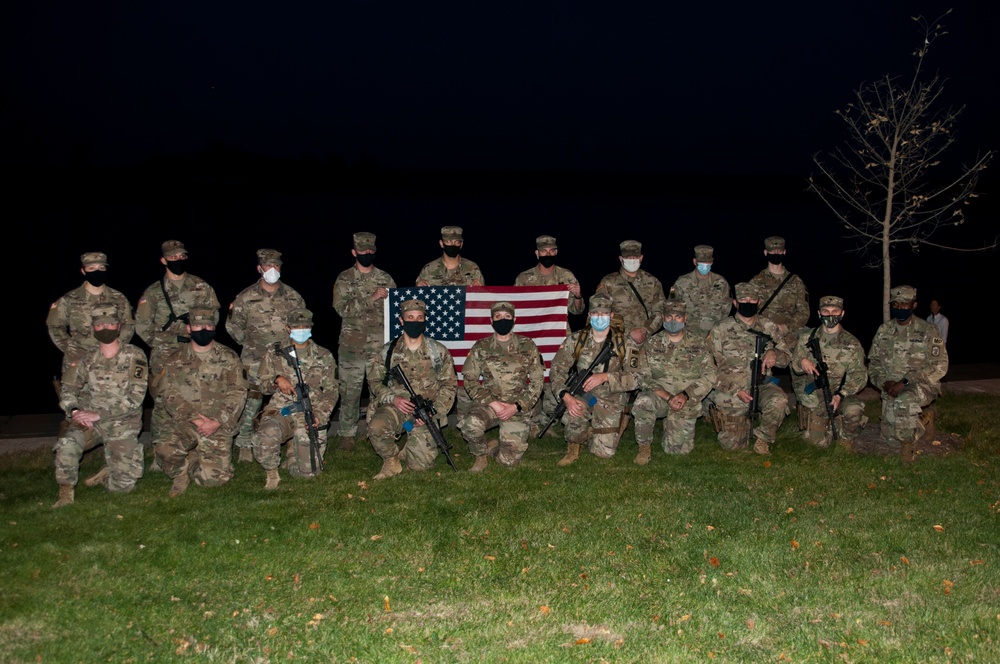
[808,10,993,320]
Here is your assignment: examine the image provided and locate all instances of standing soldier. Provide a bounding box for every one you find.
[415,226,486,287]
[366,299,458,480]
[48,251,135,379]
[227,248,307,461]
[52,304,148,508]
[332,232,396,451]
[153,307,248,496]
[706,282,790,455]
[669,245,732,337]
[458,302,544,471]
[631,300,717,463]
[791,296,869,449]
[253,309,340,489]
[550,293,640,466]
[595,239,666,347]
[868,285,948,463]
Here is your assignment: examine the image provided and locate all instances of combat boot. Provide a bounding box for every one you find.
[753,438,771,455]
[373,453,403,480]
[238,447,254,463]
[264,468,281,490]
[51,484,74,508]
[486,439,499,454]
[900,438,915,464]
[634,445,651,466]
[338,436,356,452]
[84,466,109,488]
[169,472,191,497]
[557,443,581,467]
[469,455,489,473]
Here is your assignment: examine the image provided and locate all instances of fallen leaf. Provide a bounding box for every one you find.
[384,627,393,634]
[575,638,591,645]
[970,559,984,565]
[858,639,868,645]
[901,556,910,565]
[943,579,954,595]
[309,523,320,530]
[615,639,624,647]
[878,621,892,626]
[791,540,800,550]
[539,606,550,615]
[932,440,941,446]
[786,508,795,514]
[706,525,715,531]
[763,461,771,468]
[746,619,755,630]
[717,632,725,639]
[484,555,495,561]
[265,575,274,581]
[932,525,944,532]
[653,615,660,622]
[268,627,278,636]
[680,614,691,622]
[313,613,324,621]
[709,557,720,568]
[868,483,877,489]
[384,596,391,612]
[400,644,417,654]
[521,540,528,550]
[357,481,368,489]
[371,535,383,541]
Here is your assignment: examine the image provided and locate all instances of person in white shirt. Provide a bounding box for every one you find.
[927,299,949,344]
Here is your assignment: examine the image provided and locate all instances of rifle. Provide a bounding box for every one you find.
[539,335,615,438]
[389,365,457,472]
[804,332,840,441]
[276,345,323,474]
[746,329,772,447]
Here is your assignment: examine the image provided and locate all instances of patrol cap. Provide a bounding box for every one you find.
[764,236,786,251]
[694,245,714,262]
[890,285,917,303]
[619,240,642,257]
[589,292,613,314]
[91,303,120,325]
[161,240,187,257]
[536,235,557,250]
[400,299,426,314]
[818,295,844,309]
[257,248,283,266]
[441,226,463,241]
[80,251,108,267]
[491,301,515,316]
[287,308,313,328]
[353,232,376,251]
[188,307,219,326]
[734,282,760,300]
[663,300,687,316]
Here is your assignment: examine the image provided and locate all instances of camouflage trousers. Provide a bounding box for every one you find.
[562,393,627,458]
[335,344,373,438]
[709,383,788,449]
[797,397,867,448]
[154,421,235,487]
[632,392,701,454]
[529,383,559,433]
[253,408,327,478]
[880,385,935,446]
[458,403,531,466]
[54,422,143,491]
[367,404,447,471]
[235,392,265,447]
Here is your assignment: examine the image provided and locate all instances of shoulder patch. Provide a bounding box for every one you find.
[931,346,940,357]
[133,364,146,380]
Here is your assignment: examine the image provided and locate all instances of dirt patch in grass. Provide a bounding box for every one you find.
[848,427,965,458]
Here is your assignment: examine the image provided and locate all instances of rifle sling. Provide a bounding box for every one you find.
[623,277,650,320]
[758,272,794,316]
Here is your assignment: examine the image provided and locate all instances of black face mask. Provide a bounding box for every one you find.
[93,328,120,344]
[166,258,188,276]
[820,314,843,329]
[492,319,515,335]
[737,302,759,318]
[442,245,461,258]
[189,329,216,346]
[403,321,426,338]
[890,307,913,323]
[766,253,784,266]
[355,253,375,268]
[84,270,108,287]
[538,255,556,268]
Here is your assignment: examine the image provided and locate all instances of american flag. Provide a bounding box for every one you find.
[384,285,570,385]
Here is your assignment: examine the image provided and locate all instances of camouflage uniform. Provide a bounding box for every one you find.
[54,305,148,498]
[367,302,458,473]
[153,309,248,489]
[458,302,545,467]
[254,311,340,478]
[791,296,868,448]
[669,245,732,337]
[226,249,307,448]
[47,252,135,377]
[868,286,948,450]
[332,232,396,439]
[633,301,717,455]
[595,240,666,340]
[707,283,791,450]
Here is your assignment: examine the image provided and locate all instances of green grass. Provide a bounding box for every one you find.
[2,394,999,662]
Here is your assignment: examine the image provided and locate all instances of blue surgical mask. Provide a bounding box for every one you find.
[663,320,685,334]
[290,329,312,343]
[696,262,712,276]
[590,315,610,331]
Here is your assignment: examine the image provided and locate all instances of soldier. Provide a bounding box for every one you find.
[550,293,640,466]
[595,240,666,346]
[868,285,948,463]
[458,301,544,471]
[366,299,458,480]
[791,295,869,449]
[631,300,717,463]
[227,248,307,461]
[253,309,340,489]
[135,239,220,471]
[52,304,148,508]
[668,245,732,337]
[47,251,135,379]
[706,282,790,455]
[332,232,396,451]
[415,225,486,287]
[153,307,248,496]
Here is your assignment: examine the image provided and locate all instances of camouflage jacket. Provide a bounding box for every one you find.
[792,326,868,397]
[368,336,457,419]
[749,268,810,331]
[549,328,640,399]
[135,273,220,357]
[47,284,135,371]
[636,330,717,404]
[868,317,948,397]
[595,268,666,337]
[332,265,396,350]
[514,265,585,315]
[226,281,307,371]
[669,270,732,335]
[462,334,544,410]
[258,341,340,424]
[155,342,249,435]
[59,343,148,427]
[708,316,790,395]
[416,257,485,286]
